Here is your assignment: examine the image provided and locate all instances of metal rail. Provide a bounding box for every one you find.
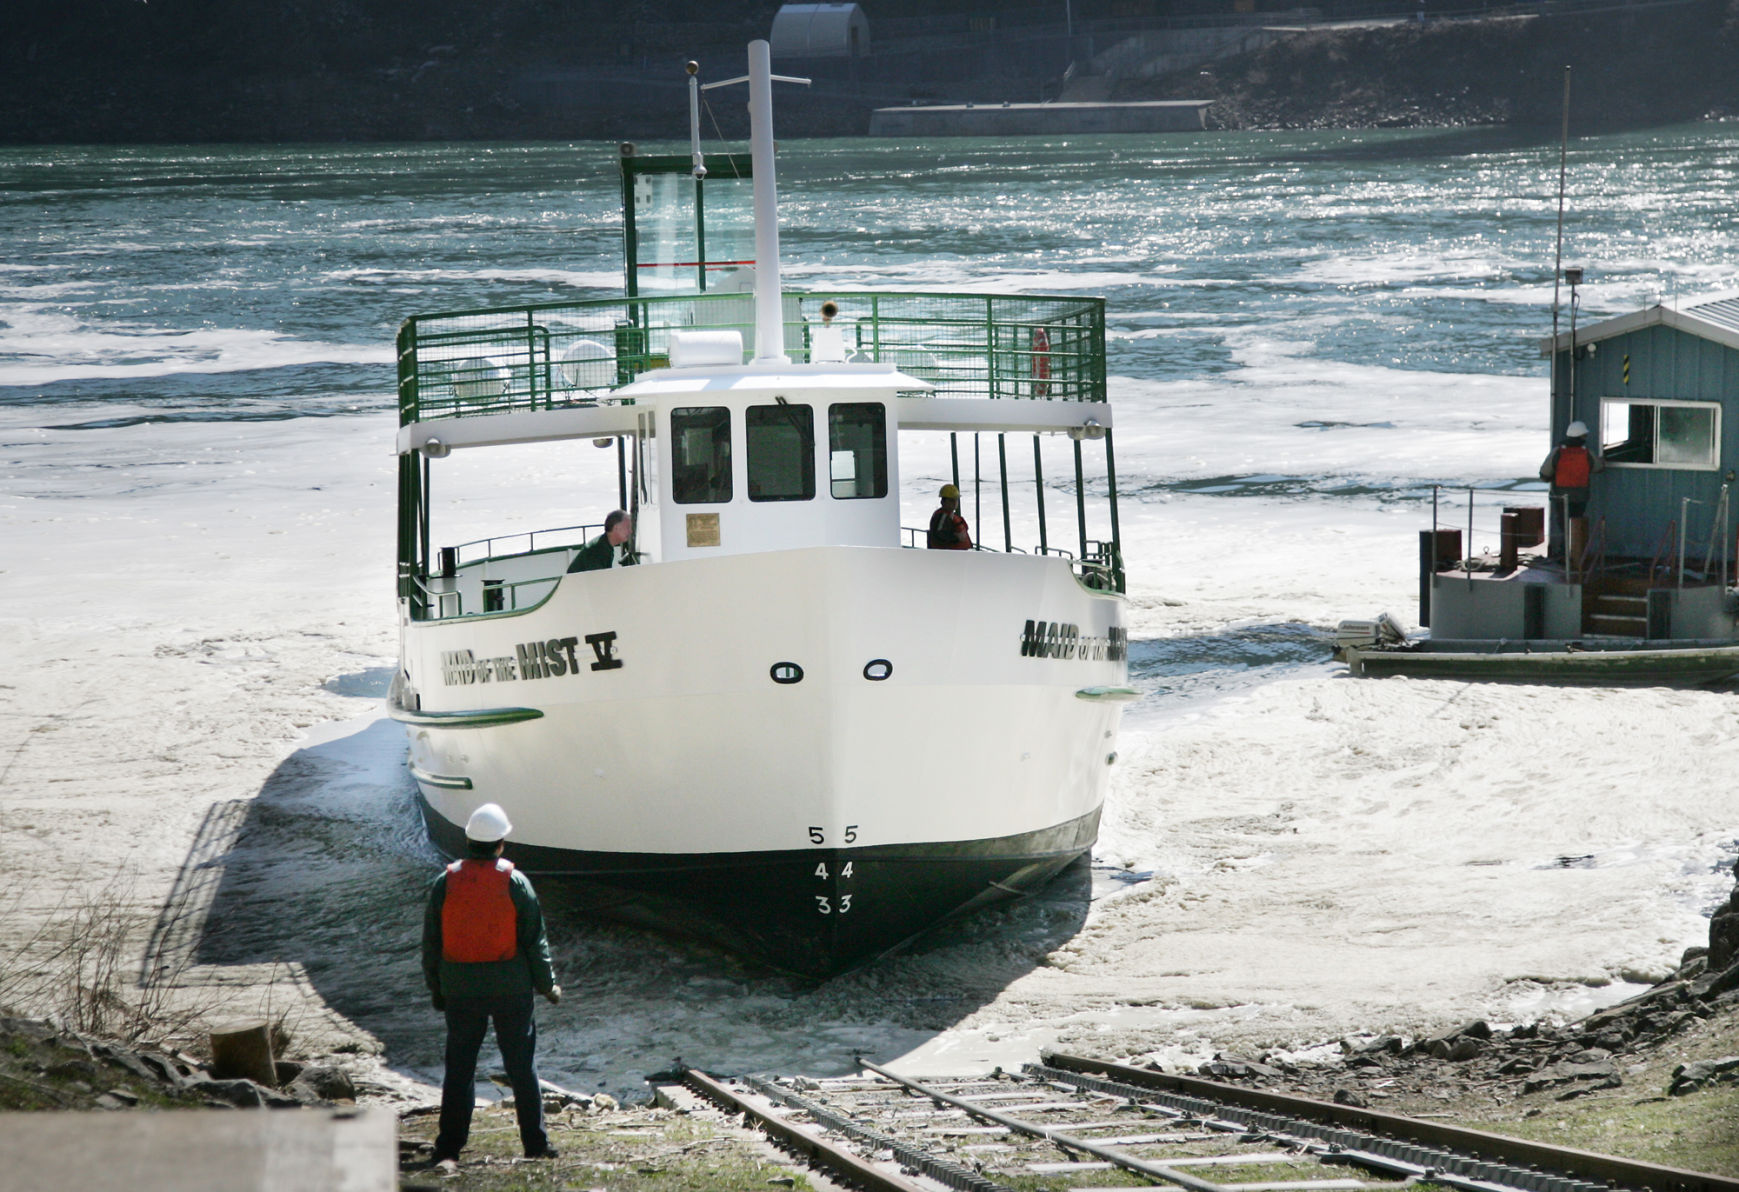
[1043,1052,1739,1192]
[861,1058,1233,1192]
[680,1067,961,1192]
[741,1073,1013,1192]
[682,1054,1739,1192]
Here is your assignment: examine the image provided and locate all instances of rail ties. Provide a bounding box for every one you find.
[681,1056,1739,1192]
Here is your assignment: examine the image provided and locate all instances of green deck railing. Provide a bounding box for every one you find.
[396,290,1107,425]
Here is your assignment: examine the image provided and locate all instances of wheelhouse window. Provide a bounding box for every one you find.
[746,402,815,501]
[828,402,888,499]
[1600,398,1720,470]
[670,407,732,504]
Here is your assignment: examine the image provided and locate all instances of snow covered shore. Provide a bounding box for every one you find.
[3,365,1736,1101]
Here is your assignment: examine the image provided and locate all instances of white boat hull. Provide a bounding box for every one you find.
[395,545,1128,973]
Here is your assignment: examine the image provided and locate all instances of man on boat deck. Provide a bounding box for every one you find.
[423,803,562,1167]
[927,483,972,550]
[1538,421,1603,550]
[567,509,636,572]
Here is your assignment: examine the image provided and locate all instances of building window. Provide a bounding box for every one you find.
[670,407,732,504]
[1600,399,1720,470]
[828,403,887,499]
[747,402,815,501]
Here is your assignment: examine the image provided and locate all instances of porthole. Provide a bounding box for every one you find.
[770,662,805,685]
[863,659,893,682]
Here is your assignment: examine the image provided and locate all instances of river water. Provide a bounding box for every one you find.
[3,125,1739,1098]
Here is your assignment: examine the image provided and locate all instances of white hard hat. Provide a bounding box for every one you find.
[1565,420,1589,438]
[464,802,513,842]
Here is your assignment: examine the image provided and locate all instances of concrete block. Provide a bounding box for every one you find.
[0,1107,395,1192]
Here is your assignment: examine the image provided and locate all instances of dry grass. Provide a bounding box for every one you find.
[396,1099,821,1192]
[0,870,216,1047]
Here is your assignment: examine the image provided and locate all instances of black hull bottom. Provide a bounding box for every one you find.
[417,794,1100,978]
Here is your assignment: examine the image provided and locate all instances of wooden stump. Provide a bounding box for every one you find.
[209,1020,277,1087]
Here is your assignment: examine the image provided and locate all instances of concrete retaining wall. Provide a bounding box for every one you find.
[869,100,1210,136]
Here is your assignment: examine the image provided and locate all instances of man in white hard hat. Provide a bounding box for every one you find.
[1538,420,1603,557]
[422,803,562,1167]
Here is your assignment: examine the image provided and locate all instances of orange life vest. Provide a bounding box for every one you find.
[441,858,519,963]
[1031,326,1052,397]
[927,507,972,550]
[1554,445,1591,489]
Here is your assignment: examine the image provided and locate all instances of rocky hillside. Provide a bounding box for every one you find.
[3,0,1737,140]
[0,0,793,142]
[1130,0,1739,129]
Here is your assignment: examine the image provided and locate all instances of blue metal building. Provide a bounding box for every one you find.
[1543,294,1739,563]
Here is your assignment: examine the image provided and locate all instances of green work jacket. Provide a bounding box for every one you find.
[566,533,636,573]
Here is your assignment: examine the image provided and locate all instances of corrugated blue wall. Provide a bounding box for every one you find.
[1553,323,1739,559]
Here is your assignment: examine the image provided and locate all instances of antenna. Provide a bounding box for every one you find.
[703,41,811,363]
[1549,65,1571,434]
[687,61,706,180]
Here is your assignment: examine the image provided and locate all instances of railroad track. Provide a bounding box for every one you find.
[682,1050,1739,1192]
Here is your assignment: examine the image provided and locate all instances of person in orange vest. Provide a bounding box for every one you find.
[926,483,973,550]
[1538,419,1603,521]
[423,803,562,1168]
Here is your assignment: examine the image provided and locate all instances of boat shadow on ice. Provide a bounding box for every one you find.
[144,681,1096,1086]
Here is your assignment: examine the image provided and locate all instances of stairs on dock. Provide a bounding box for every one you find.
[1582,578,1650,637]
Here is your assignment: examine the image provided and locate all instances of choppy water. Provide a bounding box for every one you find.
[6,124,1736,690]
[3,125,1736,416]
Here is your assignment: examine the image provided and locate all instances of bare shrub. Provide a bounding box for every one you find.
[0,886,64,1015]
[0,869,216,1045]
[259,961,308,1061]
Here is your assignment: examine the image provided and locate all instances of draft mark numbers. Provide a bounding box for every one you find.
[812,852,857,915]
[806,825,859,845]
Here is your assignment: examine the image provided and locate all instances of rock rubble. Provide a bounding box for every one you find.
[1177,862,1739,1112]
[0,1015,362,1113]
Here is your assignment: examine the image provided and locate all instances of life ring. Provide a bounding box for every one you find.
[1031,326,1051,397]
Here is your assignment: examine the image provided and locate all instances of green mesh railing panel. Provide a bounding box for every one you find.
[397,290,1106,425]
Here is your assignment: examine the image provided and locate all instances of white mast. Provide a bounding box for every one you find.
[703,41,809,364]
[747,40,786,363]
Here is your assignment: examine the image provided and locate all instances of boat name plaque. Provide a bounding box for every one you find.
[1020,620,1126,662]
[440,632,622,686]
[686,512,721,547]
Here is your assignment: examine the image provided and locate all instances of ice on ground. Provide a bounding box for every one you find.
[1,356,1735,1101]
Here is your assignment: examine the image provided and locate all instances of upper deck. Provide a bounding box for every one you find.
[396,288,1106,429]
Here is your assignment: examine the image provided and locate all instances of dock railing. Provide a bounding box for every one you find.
[398,290,1107,426]
[1677,487,1732,589]
[1430,485,1549,575]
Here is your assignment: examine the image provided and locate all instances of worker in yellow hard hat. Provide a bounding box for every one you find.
[927,483,972,550]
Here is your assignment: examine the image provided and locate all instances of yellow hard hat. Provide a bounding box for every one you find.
[939,483,960,499]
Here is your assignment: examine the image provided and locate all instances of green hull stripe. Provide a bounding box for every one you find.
[407,764,474,790]
[1075,686,1140,702]
[387,703,544,728]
